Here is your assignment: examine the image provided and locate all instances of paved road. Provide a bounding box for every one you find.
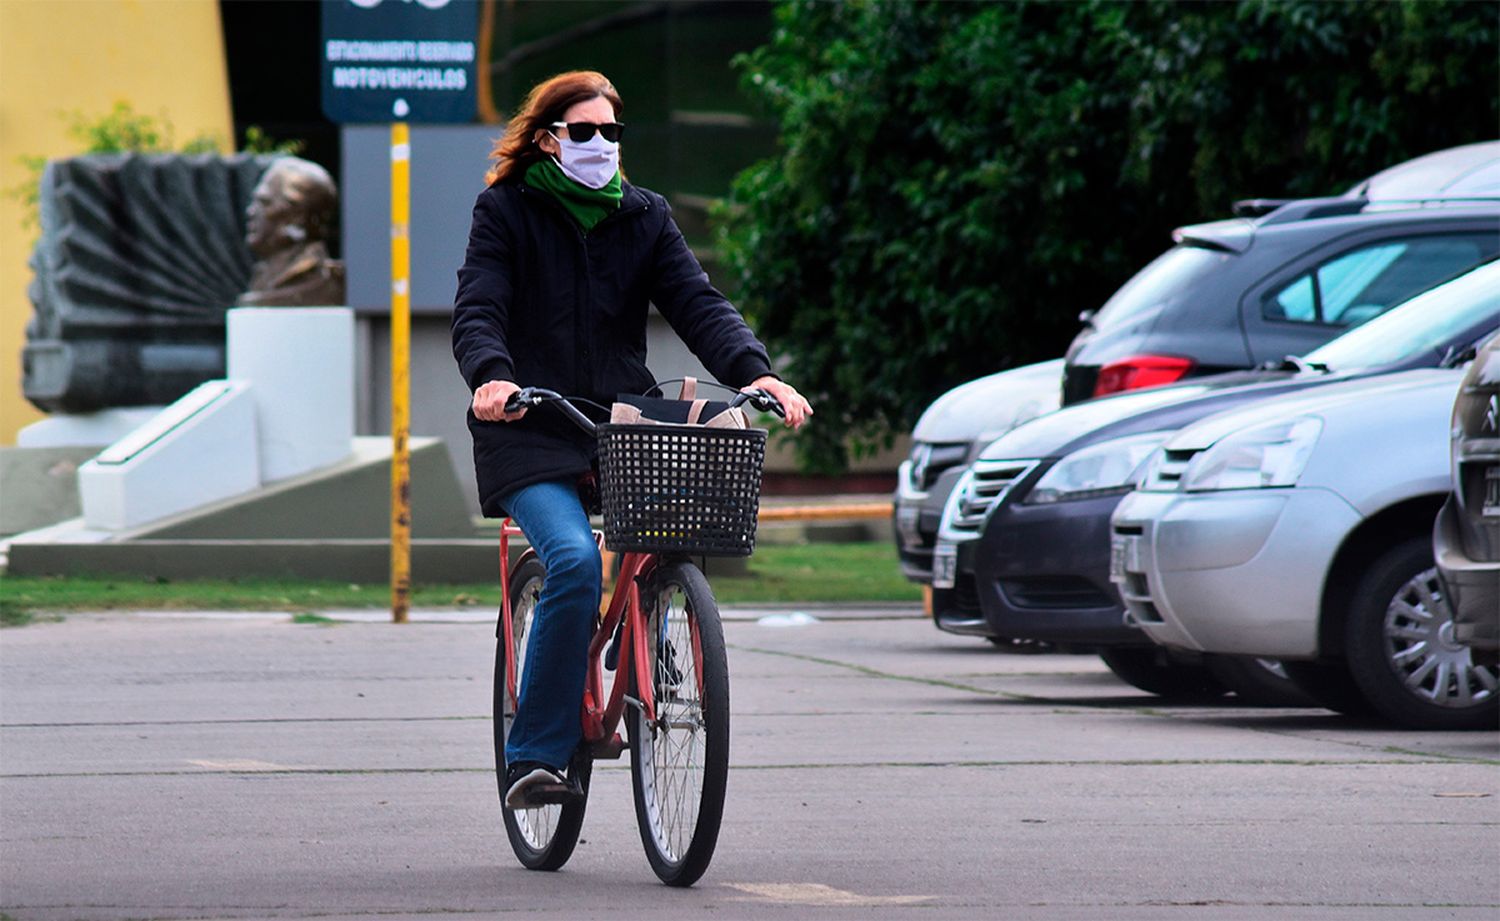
[1,608,1496,921]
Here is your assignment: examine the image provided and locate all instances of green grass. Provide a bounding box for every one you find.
[0,543,919,615]
[711,542,920,604]
[1,598,35,628]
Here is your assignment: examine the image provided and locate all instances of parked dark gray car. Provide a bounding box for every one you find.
[934,261,1500,699]
[1061,144,1500,404]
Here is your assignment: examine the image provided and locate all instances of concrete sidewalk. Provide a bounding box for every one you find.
[2,610,1496,920]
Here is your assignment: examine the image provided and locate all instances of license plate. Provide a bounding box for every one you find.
[1109,536,1129,584]
[896,503,922,548]
[932,543,958,590]
[1484,465,1500,517]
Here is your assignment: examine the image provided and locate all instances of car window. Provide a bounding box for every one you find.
[1091,245,1231,329]
[1274,275,1316,321]
[1303,261,1500,371]
[1264,234,1493,327]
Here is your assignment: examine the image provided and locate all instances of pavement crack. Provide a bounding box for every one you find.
[730,643,1033,700]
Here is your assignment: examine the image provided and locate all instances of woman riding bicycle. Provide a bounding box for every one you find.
[451,71,811,810]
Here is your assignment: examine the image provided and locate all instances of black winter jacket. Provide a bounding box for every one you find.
[451,179,774,516]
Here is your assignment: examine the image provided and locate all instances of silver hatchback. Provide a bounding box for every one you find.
[1110,368,1498,729]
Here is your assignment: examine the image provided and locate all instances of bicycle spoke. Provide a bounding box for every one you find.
[629,561,727,886]
[506,574,566,849]
[641,580,707,861]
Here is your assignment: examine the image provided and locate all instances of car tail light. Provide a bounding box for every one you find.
[1093,355,1195,398]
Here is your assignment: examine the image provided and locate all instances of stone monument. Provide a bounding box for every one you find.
[21,153,276,414]
[236,158,346,308]
[20,153,344,415]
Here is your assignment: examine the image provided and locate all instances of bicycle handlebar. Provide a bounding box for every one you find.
[503,386,786,436]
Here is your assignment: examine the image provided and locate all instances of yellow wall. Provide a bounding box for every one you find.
[0,0,232,443]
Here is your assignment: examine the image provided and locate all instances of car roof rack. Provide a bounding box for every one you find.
[1255,197,1369,225]
[1231,199,1297,218]
[1240,194,1500,225]
[1180,193,1500,253]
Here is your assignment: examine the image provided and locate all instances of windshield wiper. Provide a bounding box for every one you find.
[1439,344,1477,369]
[1276,355,1330,374]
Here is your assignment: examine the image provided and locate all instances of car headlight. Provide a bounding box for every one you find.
[1023,431,1173,504]
[1181,416,1323,492]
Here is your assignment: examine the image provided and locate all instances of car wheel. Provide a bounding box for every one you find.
[1099,647,1226,700]
[1343,536,1499,731]
[1204,655,1317,707]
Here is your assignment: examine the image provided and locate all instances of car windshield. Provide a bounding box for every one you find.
[1303,261,1500,371]
[1090,245,1232,330]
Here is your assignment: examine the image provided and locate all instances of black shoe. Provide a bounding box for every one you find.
[656,638,684,690]
[604,619,624,671]
[504,761,580,809]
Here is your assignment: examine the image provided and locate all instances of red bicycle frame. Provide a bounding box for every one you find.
[499,520,661,759]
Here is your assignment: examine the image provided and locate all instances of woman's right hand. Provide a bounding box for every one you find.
[472,379,525,422]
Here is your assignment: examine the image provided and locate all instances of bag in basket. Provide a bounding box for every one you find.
[598,378,766,557]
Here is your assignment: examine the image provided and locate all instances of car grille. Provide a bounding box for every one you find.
[952,571,982,616]
[941,459,1038,538]
[907,441,971,493]
[1459,459,1500,562]
[1143,447,1202,491]
[1000,576,1117,610]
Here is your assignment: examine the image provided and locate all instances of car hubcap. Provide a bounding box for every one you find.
[1383,567,1499,709]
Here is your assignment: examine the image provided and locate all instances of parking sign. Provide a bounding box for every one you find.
[320,0,480,124]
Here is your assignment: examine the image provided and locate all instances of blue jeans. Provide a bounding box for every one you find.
[502,479,602,770]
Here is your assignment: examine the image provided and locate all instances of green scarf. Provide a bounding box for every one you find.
[523,159,623,233]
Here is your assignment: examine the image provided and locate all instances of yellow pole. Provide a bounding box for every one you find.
[390,122,412,624]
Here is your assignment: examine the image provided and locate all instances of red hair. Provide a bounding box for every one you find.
[485,71,624,185]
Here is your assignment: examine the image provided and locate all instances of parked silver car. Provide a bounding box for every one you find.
[894,359,1062,582]
[1110,368,1498,729]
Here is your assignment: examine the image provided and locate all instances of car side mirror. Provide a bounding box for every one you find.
[1078,309,1096,326]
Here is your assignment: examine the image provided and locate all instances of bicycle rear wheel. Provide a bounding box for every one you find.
[628,559,729,887]
[495,556,591,871]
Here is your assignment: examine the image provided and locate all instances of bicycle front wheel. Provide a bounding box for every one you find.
[495,556,591,871]
[628,559,729,887]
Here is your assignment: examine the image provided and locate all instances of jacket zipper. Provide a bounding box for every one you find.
[516,186,650,398]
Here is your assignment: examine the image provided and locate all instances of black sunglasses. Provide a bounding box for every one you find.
[550,121,624,143]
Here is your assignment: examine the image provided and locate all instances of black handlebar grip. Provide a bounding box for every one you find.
[749,388,786,418]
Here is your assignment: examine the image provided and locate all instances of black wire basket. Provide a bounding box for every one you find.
[597,422,768,557]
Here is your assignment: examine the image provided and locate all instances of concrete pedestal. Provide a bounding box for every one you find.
[78,382,260,531]
[17,407,164,448]
[228,307,354,483]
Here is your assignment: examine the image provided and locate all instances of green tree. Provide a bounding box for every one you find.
[717,0,1498,471]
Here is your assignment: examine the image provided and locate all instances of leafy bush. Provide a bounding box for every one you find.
[717,0,1498,471]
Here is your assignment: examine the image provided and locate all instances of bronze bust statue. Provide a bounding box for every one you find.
[237,158,346,307]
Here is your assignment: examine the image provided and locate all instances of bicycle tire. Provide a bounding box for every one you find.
[495,556,591,871]
[628,559,729,887]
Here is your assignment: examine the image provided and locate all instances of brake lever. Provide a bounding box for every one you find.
[503,387,543,414]
[733,387,785,418]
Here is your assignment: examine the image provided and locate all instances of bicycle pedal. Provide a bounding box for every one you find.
[515,781,583,808]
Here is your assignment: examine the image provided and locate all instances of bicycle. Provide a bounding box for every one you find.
[492,383,784,887]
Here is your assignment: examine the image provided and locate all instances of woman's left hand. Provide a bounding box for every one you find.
[745,376,813,429]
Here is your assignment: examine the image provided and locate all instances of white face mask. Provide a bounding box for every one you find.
[551,132,619,190]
